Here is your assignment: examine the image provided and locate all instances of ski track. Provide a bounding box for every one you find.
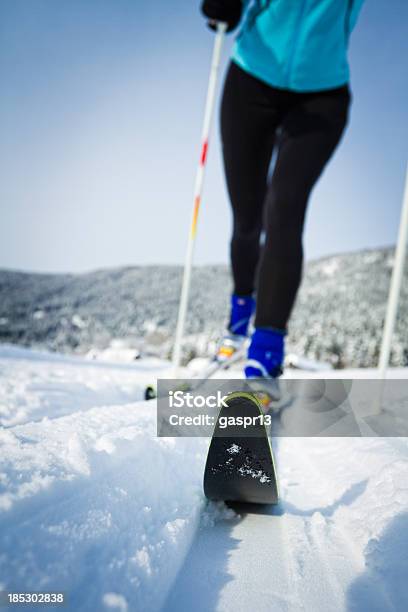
[164,437,408,612]
[0,346,408,611]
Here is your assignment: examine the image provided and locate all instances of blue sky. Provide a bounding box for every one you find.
[0,0,407,273]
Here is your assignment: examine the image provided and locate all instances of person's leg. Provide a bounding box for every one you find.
[255,86,351,330]
[221,62,280,300]
[247,86,351,377]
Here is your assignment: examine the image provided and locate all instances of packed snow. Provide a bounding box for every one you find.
[0,345,407,611]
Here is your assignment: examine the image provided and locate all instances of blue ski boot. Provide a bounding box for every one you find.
[245,328,285,407]
[215,294,255,363]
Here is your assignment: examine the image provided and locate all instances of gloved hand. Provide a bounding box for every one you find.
[201,0,243,33]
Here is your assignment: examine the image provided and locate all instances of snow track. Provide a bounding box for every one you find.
[0,346,408,611]
[164,437,408,612]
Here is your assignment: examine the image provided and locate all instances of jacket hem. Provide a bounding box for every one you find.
[231,54,350,93]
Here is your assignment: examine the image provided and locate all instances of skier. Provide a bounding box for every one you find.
[201,0,365,381]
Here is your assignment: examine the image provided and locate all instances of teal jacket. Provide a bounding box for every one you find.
[232,0,365,91]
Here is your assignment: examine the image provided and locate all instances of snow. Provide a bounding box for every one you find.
[2,247,407,369]
[0,345,408,611]
[0,345,170,428]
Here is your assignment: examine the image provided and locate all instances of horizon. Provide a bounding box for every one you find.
[0,243,397,276]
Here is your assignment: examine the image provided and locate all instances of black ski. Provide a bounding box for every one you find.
[204,392,279,504]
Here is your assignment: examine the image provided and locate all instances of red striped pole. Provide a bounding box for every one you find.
[172,22,227,373]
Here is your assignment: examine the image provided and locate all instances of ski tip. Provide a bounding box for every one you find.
[144,385,157,400]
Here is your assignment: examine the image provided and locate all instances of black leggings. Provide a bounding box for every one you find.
[221,61,350,330]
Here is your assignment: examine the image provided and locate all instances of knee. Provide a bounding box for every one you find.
[265,185,307,238]
[264,208,304,257]
[232,218,262,242]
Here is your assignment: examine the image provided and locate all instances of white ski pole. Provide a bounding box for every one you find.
[374,163,408,413]
[378,163,408,377]
[172,22,227,375]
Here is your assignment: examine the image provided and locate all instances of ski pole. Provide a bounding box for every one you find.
[374,163,408,413]
[172,22,227,375]
[378,163,408,377]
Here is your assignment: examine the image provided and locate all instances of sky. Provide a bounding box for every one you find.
[0,0,407,273]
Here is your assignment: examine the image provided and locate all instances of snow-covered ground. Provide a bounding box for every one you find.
[0,345,407,611]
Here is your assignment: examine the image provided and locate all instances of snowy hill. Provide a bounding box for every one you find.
[0,346,407,611]
[0,247,407,368]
